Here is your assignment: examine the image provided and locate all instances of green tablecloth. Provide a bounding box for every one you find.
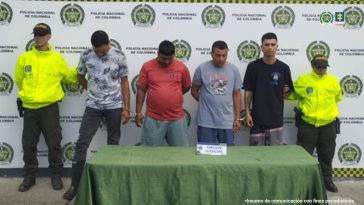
[75,145,327,205]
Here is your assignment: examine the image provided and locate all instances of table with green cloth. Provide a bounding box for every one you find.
[75,145,327,205]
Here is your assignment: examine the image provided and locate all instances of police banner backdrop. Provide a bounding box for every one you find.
[0,0,363,177]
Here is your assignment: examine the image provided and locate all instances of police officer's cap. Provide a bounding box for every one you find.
[32,23,51,36]
[311,55,329,68]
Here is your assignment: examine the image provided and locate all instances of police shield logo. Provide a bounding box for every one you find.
[60,3,85,26]
[25,65,31,72]
[271,6,295,28]
[340,75,362,98]
[110,39,122,51]
[0,1,12,25]
[0,72,13,95]
[132,4,155,27]
[202,5,225,28]
[306,41,330,62]
[25,39,35,51]
[62,82,83,96]
[339,143,361,165]
[173,40,192,62]
[306,87,313,95]
[237,40,260,63]
[320,11,334,25]
[343,6,364,29]
[24,65,33,79]
[62,142,76,164]
[131,75,139,95]
[0,142,14,165]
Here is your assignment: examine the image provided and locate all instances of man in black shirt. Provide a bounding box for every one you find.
[242,32,293,146]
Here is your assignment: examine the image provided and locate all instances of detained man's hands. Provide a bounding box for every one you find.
[245,113,254,128]
[283,84,292,98]
[135,114,144,127]
[121,110,130,124]
[233,120,242,133]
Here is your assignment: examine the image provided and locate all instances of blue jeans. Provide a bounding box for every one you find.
[197,126,234,146]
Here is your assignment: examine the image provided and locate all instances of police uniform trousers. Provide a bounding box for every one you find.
[22,103,63,177]
[297,120,336,182]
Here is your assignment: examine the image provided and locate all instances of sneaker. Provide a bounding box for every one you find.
[51,176,63,190]
[18,177,35,192]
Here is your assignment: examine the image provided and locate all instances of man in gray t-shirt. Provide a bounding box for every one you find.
[63,30,130,201]
[191,41,242,145]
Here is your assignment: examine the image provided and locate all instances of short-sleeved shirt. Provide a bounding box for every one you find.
[243,58,293,127]
[192,61,242,129]
[139,58,191,120]
[78,47,128,110]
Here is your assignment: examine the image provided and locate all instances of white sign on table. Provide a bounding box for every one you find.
[196,143,227,156]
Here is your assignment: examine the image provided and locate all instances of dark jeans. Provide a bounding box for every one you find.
[297,120,336,181]
[73,107,122,161]
[197,126,234,146]
[22,103,63,177]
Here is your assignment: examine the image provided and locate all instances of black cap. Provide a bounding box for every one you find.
[32,23,51,36]
[311,55,329,68]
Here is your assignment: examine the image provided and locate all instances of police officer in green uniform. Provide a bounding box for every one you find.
[288,55,342,192]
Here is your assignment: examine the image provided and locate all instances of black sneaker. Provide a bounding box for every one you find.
[325,180,338,192]
[63,185,78,201]
[18,177,35,192]
[51,176,63,190]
